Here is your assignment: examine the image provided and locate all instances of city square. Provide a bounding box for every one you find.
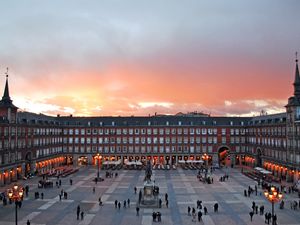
[0,165,300,225]
[1,1,300,225]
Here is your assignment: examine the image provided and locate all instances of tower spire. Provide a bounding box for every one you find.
[2,67,11,103]
[294,52,300,97]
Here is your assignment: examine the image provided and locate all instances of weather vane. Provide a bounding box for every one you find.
[5,67,8,78]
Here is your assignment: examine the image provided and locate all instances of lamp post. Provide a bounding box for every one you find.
[95,154,102,179]
[7,184,23,225]
[202,153,209,168]
[202,154,209,178]
[264,186,283,225]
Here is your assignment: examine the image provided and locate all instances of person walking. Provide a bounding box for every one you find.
[134,186,137,194]
[127,198,130,207]
[136,206,140,216]
[115,200,118,208]
[204,206,208,215]
[198,210,202,222]
[81,211,84,220]
[188,206,191,216]
[249,211,254,221]
[166,200,169,208]
[123,200,127,208]
[118,201,121,210]
[99,197,102,206]
[76,205,80,220]
[93,187,95,194]
[27,220,30,225]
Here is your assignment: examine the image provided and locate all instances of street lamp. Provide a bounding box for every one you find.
[95,154,102,179]
[202,153,209,168]
[264,186,283,225]
[202,154,209,178]
[7,184,23,225]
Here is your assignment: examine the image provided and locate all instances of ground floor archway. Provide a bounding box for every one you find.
[218,146,231,167]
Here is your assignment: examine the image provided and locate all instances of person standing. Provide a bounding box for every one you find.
[127,198,130,207]
[204,206,208,215]
[27,220,30,225]
[81,211,84,220]
[115,200,118,208]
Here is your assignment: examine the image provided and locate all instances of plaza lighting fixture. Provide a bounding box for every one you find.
[264,186,283,225]
[95,154,102,179]
[7,184,23,225]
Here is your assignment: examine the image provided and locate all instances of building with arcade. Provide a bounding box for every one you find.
[0,59,299,186]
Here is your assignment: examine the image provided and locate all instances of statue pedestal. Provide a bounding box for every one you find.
[138,180,159,208]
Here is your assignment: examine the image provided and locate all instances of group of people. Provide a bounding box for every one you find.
[59,189,68,200]
[76,204,84,220]
[114,199,131,209]
[244,185,258,197]
[152,211,162,222]
[188,200,213,222]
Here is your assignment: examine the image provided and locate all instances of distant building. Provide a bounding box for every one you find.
[0,59,299,186]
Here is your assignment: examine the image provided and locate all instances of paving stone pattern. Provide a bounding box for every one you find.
[0,167,300,225]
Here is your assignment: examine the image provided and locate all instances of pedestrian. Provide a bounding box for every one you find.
[264,212,268,224]
[214,203,218,212]
[76,205,80,220]
[188,206,191,216]
[136,206,140,216]
[93,187,95,193]
[59,179,61,186]
[127,198,130,207]
[192,212,196,222]
[152,211,156,222]
[115,200,118,208]
[134,186,137,194]
[118,201,121,210]
[27,220,30,225]
[198,210,202,222]
[204,206,208,215]
[267,212,271,224]
[157,212,161,222]
[166,200,169,208]
[81,211,84,220]
[159,198,162,208]
[249,211,254,221]
[99,197,102,206]
[41,192,44,200]
[273,214,277,225]
[70,179,73,185]
[123,200,127,208]
[59,194,62,201]
[165,193,168,201]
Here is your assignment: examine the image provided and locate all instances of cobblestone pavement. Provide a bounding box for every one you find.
[0,166,300,225]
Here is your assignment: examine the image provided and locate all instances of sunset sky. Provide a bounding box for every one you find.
[0,1,300,117]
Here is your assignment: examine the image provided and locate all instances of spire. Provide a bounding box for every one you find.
[294,52,300,97]
[2,67,12,104]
